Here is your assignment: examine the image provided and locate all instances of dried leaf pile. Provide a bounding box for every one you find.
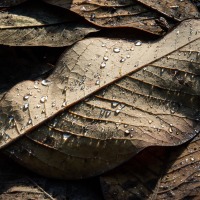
[0,0,200,199]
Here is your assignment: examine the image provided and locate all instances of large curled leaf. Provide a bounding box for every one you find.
[43,0,199,35]
[100,134,200,200]
[0,1,98,47]
[1,19,200,179]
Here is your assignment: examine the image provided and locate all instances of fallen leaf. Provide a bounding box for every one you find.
[0,1,70,29]
[43,0,199,35]
[100,134,200,200]
[0,0,27,7]
[0,1,99,47]
[1,19,200,179]
[0,23,99,47]
[0,154,103,200]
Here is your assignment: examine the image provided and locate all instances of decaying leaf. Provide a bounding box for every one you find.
[0,23,99,47]
[0,1,99,47]
[0,19,200,179]
[0,154,103,200]
[0,1,70,29]
[43,0,200,35]
[100,134,200,200]
[0,0,27,7]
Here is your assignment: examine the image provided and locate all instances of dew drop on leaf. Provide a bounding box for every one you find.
[115,109,121,115]
[113,47,120,53]
[135,40,142,46]
[95,80,100,85]
[100,62,106,69]
[23,95,29,100]
[103,56,109,61]
[40,96,47,103]
[24,103,29,110]
[105,110,111,118]
[111,102,119,108]
[41,80,51,86]
[63,133,70,141]
[120,58,126,62]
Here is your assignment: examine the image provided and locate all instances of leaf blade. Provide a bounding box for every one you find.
[1,20,200,179]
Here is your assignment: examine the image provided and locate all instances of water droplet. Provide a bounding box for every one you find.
[115,109,121,115]
[24,103,29,110]
[52,101,56,107]
[41,80,51,86]
[103,56,109,61]
[148,120,153,124]
[120,104,125,109]
[62,101,67,107]
[80,6,86,11]
[125,130,130,134]
[99,109,105,117]
[111,102,119,108]
[135,40,142,46]
[100,62,106,69]
[120,58,126,62]
[63,133,70,141]
[169,127,173,133]
[24,95,29,100]
[95,80,100,85]
[28,119,32,125]
[105,110,111,118]
[190,157,195,161]
[113,47,120,53]
[40,96,47,103]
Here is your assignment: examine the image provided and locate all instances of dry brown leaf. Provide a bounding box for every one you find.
[0,23,99,47]
[43,0,199,35]
[0,19,200,179]
[0,1,98,47]
[0,1,70,29]
[100,134,200,200]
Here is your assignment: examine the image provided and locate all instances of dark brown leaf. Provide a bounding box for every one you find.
[0,0,27,7]
[100,134,200,200]
[0,154,103,200]
[43,0,199,35]
[1,19,200,179]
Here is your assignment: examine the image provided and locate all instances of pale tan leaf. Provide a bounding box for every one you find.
[0,23,99,47]
[0,1,98,47]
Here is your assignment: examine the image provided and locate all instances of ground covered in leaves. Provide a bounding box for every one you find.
[0,0,200,199]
